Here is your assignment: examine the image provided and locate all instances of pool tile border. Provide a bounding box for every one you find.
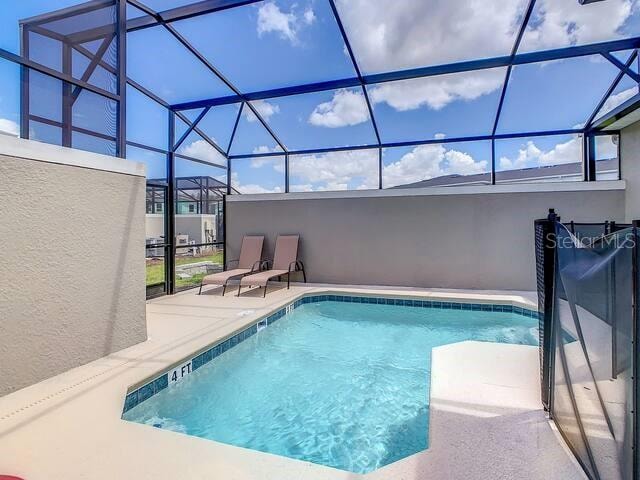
[122,293,539,414]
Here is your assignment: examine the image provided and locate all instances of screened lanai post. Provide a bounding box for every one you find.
[378,149,382,189]
[167,110,177,294]
[285,153,290,193]
[19,24,29,139]
[62,42,72,147]
[587,134,597,181]
[117,0,126,157]
[491,139,496,185]
[633,220,640,480]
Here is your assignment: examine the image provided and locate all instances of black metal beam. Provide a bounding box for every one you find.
[585,51,638,129]
[30,114,117,141]
[20,24,30,140]
[173,106,210,150]
[0,47,120,101]
[492,0,536,136]
[228,128,584,159]
[602,52,640,83]
[590,92,640,131]
[128,0,286,152]
[126,78,228,157]
[167,110,176,294]
[326,0,381,146]
[20,0,115,27]
[171,37,640,111]
[117,0,127,157]
[62,42,72,147]
[71,34,114,104]
[226,102,243,155]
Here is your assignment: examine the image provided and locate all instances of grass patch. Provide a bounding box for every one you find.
[146,251,224,288]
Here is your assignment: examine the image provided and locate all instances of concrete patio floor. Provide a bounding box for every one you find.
[0,284,585,479]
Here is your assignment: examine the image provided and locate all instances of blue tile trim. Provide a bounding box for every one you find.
[122,293,538,414]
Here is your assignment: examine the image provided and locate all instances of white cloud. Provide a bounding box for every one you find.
[498,136,582,170]
[336,0,636,72]
[521,0,635,52]
[334,0,637,112]
[180,139,225,164]
[308,89,370,127]
[434,133,446,140]
[599,86,638,117]
[288,145,488,191]
[245,100,280,123]
[335,0,526,73]
[369,68,505,111]
[257,2,297,43]
[231,172,283,194]
[0,118,19,137]
[304,8,316,25]
[252,145,284,155]
[383,144,488,187]
[250,156,285,171]
[290,150,379,191]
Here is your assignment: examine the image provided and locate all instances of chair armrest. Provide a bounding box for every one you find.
[289,260,304,272]
[260,259,272,270]
[250,260,262,272]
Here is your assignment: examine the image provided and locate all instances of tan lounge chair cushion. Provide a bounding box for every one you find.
[202,268,252,286]
[240,269,289,287]
[237,236,264,269]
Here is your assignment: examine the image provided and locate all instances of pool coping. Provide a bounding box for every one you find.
[122,291,540,415]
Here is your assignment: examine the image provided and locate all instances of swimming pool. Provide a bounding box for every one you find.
[123,295,538,473]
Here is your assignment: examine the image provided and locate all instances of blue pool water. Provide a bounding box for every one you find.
[123,300,538,473]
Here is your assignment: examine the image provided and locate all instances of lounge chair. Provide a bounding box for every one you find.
[237,235,306,297]
[198,235,264,296]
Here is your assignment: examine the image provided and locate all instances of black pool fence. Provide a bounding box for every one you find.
[535,209,639,480]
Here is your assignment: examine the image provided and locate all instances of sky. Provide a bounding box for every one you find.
[0,0,639,192]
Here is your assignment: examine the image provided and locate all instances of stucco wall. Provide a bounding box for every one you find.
[622,121,640,221]
[0,144,147,396]
[226,185,625,292]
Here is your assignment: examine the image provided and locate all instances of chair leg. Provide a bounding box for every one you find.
[263,282,268,297]
[237,283,242,297]
[287,274,291,289]
[198,283,203,295]
[302,268,307,283]
[222,284,227,296]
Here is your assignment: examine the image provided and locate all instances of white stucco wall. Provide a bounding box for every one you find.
[0,137,147,396]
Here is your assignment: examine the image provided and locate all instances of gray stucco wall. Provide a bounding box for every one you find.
[227,188,624,292]
[622,121,640,221]
[0,153,147,396]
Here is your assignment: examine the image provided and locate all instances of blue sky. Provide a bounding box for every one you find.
[0,0,639,191]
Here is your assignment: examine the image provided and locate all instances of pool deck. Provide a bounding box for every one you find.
[0,284,585,480]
